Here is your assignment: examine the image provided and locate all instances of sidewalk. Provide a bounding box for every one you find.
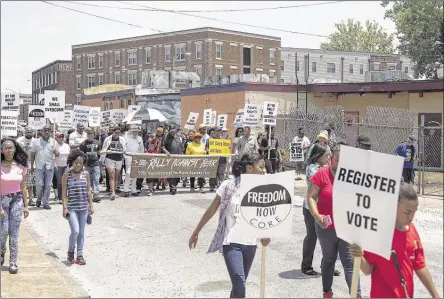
[0,222,89,298]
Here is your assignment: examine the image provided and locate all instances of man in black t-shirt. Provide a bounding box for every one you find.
[260,126,281,174]
[80,128,102,202]
[102,127,126,200]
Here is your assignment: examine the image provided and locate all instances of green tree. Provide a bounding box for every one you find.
[382,0,444,79]
[320,19,395,53]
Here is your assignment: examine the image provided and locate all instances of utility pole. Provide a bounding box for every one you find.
[295,52,299,109]
[305,54,310,116]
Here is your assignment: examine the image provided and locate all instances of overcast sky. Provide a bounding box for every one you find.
[1,1,396,94]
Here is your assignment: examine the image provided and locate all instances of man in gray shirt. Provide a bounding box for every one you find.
[235,126,259,156]
[31,126,57,209]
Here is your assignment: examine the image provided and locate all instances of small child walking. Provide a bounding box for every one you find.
[61,149,94,265]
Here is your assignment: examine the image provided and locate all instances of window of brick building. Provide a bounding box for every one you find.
[128,72,137,85]
[215,67,223,77]
[216,43,222,59]
[165,46,171,62]
[146,48,151,64]
[269,49,276,64]
[76,76,81,89]
[76,95,81,105]
[175,45,185,60]
[128,51,137,65]
[87,56,95,69]
[99,54,104,68]
[115,52,120,67]
[76,57,81,70]
[196,43,202,59]
[98,74,104,85]
[115,73,120,84]
[87,75,95,88]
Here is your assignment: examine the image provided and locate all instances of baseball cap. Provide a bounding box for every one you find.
[408,135,417,141]
[214,126,222,131]
[357,134,372,146]
[55,132,65,138]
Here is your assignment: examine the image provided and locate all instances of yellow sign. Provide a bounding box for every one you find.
[209,139,232,155]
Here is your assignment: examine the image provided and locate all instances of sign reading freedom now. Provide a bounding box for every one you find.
[130,155,220,178]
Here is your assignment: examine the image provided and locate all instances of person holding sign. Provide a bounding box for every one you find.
[349,183,440,298]
[0,138,30,274]
[188,153,271,298]
[185,133,206,193]
[307,144,361,298]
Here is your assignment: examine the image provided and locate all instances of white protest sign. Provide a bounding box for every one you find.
[203,109,212,127]
[28,105,46,130]
[72,105,91,127]
[243,104,261,127]
[101,111,111,128]
[184,112,199,130]
[290,142,304,162]
[1,92,20,111]
[228,171,294,239]
[233,109,244,127]
[217,114,228,129]
[59,111,74,133]
[112,109,128,124]
[44,90,65,120]
[128,105,141,113]
[210,110,217,126]
[38,94,45,105]
[333,146,404,259]
[263,101,279,126]
[1,110,18,137]
[89,107,101,127]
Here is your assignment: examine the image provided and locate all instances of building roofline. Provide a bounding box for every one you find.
[281,47,407,58]
[32,60,72,74]
[181,80,443,96]
[82,88,135,100]
[72,27,281,49]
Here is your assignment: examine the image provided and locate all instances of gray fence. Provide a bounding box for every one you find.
[275,104,443,197]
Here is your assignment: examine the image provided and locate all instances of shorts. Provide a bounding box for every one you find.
[26,172,35,188]
[105,158,123,170]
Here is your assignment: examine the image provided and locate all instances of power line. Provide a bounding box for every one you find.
[63,1,345,13]
[120,1,330,38]
[41,1,164,32]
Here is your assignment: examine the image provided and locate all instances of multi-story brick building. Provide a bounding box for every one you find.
[281,47,414,84]
[71,27,281,95]
[31,60,75,105]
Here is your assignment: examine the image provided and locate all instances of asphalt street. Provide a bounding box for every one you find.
[24,185,443,298]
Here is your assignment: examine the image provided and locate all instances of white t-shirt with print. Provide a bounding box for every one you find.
[292,136,311,154]
[217,180,257,246]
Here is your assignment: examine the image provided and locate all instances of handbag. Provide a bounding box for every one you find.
[391,250,410,298]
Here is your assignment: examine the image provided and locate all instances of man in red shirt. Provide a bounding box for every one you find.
[350,183,440,298]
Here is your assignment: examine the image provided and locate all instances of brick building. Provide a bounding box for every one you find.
[71,27,281,94]
[31,60,75,105]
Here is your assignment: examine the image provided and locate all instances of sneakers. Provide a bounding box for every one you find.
[110,193,116,201]
[76,255,86,265]
[9,263,18,274]
[36,200,41,208]
[67,251,75,263]
[93,197,101,203]
[43,205,52,210]
[199,188,205,194]
[28,200,36,207]
[323,291,333,298]
[123,192,130,198]
[130,192,140,197]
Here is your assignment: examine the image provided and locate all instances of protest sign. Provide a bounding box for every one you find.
[89,107,101,127]
[228,171,294,239]
[101,111,111,128]
[130,154,220,178]
[112,109,128,124]
[209,139,232,155]
[184,112,199,130]
[263,101,278,126]
[203,109,212,127]
[44,90,65,120]
[233,109,244,127]
[59,110,74,133]
[28,105,46,130]
[210,110,217,126]
[1,92,20,111]
[217,114,228,129]
[1,110,18,137]
[243,104,261,127]
[333,146,404,259]
[128,105,141,113]
[72,105,91,127]
[290,142,304,162]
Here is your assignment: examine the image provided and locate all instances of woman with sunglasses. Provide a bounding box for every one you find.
[1,138,30,274]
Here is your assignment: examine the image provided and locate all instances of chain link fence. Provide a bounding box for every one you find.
[275,104,443,197]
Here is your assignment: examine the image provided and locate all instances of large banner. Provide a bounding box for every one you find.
[333,146,403,259]
[130,155,220,178]
[228,171,294,239]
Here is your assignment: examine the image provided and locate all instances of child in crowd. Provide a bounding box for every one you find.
[145,140,159,196]
[349,183,440,298]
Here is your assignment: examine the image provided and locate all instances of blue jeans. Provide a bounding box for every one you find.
[315,224,361,296]
[223,243,257,298]
[85,165,100,199]
[67,209,88,255]
[0,193,24,266]
[35,168,55,206]
[55,166,67,200]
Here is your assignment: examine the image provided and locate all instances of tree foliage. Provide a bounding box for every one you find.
[320,19,395,53]
[382,0,444,79]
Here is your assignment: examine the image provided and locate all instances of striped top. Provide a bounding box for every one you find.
[67,170,89,211]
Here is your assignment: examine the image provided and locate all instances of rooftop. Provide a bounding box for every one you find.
[281,47,410,58]
[31,60,72,74]
[72,27,281,49]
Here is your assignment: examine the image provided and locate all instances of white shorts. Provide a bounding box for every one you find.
[105,158,123,170]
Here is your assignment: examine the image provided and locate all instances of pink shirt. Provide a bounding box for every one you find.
[0,164,26,196]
